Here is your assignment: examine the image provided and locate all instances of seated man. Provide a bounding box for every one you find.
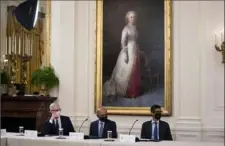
[141,104,173,141]
[89,107,117,138]
[44,102,75,136]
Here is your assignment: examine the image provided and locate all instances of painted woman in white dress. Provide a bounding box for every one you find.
[103,11,141,99]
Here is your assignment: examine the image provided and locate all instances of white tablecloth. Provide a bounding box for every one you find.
[1,137,7,146]
[100,141,224,146]
[5,134,100,146]
[1,133,223,146]
[7,137,100,146]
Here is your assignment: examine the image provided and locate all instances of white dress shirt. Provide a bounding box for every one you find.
[98,120,105,137]
[49,117,62,129]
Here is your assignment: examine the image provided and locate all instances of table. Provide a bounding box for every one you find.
[1,137,7,146]
[101,141,224,146]
[1,133,224,146]
[7,137,100,146]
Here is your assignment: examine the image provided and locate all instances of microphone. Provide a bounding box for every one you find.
[78,118,88,132]
[128,119,138,135]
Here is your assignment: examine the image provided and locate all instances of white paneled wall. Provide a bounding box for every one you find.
[50,1,76,117]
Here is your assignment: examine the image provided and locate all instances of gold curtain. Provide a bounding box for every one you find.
[6,6,44,93]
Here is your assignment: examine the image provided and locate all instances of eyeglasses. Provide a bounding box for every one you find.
[51,109,61,112]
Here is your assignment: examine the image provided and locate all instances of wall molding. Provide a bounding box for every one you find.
[214,105,225,112]
[202,128,224,142]
[176,117,202,130]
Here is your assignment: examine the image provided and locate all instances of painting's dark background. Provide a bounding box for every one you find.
[102,0,165,107]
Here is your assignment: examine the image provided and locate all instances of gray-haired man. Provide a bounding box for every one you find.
[44,102,75,136]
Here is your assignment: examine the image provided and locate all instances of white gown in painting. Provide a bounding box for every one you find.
[103,11,141,98]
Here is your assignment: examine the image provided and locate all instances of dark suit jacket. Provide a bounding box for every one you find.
[44,115,75,136]
[141,120,173,141]
[89,119,117,138]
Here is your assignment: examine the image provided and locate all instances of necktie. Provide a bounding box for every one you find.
[55,119,59,131]
[153,122,158,140]
[99,122,104,137]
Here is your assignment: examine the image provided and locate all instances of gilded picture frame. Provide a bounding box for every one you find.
[95,0,172,116]
[43,0,51,66]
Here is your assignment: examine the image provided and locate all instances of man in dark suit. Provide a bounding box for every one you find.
[44,102,75,136]
[89,107,117,138]
[141,104,173,141]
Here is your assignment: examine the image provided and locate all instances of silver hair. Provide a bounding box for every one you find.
[125,11,137,23]
[49,102,59,110]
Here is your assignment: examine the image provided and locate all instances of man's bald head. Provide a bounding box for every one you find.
[97,107,107,116]
[97,107,108,121]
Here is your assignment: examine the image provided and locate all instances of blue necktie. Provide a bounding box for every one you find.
[99,122,104,137]
[153,122,158,140]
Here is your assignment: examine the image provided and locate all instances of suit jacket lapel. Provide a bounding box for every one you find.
[159,120,163,140]
[149,121,152,139]
[95,121,99,136]
[103,120,108,137]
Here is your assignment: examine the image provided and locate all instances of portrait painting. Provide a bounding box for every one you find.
[95,0,172,115]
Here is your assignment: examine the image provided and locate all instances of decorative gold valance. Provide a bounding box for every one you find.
[5,5,46,93]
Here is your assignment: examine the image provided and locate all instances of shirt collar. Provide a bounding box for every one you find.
[54,116,61,122]
[151,119,159,124]
[98,120,105,124]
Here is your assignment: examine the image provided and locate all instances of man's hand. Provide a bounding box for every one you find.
[50,113,57,121]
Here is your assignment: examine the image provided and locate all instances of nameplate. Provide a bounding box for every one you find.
[1,129,7,136]
[24,130,37,137]
[69,132,84,140]
[119,134,136,143]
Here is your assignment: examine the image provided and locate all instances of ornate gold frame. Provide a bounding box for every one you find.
[95,0,172,116]
[44,0,51,66]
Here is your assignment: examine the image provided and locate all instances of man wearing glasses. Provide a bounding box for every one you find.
[44,102,75,136]
[141,104,173,141]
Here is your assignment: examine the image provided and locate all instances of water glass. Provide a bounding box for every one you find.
[19,126,24,135]
[107,131,112,139]
[58,128,64,137]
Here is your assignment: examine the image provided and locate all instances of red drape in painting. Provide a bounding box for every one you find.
[126,54,141,98]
